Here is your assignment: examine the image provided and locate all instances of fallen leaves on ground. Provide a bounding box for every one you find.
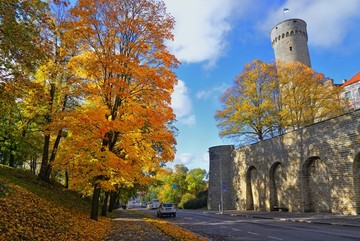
[0,166,111,241]
[131,210,208,241]
[105,211,171,241]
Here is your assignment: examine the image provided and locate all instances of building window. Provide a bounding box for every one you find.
[289,46,293,51]
[358,87,360,96]
[345,91,353,101]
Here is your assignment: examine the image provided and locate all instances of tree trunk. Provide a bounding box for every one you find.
[9,144,15,167]
[91,183,101,220]
[101,192,109,216]
[115,195,120,210]
[39,83,58,182]
[108,191,118,212]
[39,128,64,182]
[39,133,51,182]
[65,170,69,189]
[30,157,37,174]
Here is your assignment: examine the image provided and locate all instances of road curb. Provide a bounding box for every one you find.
[208,211,360,227]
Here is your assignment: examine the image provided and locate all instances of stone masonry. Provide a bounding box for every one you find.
[270,18,311,67]
[208,109,360,215]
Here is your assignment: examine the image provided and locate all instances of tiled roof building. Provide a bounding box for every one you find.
[341,72,360,110]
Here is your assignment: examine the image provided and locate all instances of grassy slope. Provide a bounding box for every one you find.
[0,165,111,241]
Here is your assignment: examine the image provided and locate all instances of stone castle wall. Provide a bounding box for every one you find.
[208,110,360,215]
[208,145,236,211]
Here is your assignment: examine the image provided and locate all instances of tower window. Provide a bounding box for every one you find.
[289,46,293,51]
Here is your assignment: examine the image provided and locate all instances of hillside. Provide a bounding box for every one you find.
[0,165,111,240]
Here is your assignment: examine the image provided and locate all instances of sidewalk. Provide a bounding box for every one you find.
[105,209,172,241]
[206,210,360,227]
[105,209,208,241]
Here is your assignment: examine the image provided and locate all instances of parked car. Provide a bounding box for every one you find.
[156,203,176,217]
[148,198,160,209]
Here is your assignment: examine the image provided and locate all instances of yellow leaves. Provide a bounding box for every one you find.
[216,59,279,141]
[277,61,345,127]
[217,59,346,144]
[139,214,207,241]
[0,169,111,241]
[39,0,179,199]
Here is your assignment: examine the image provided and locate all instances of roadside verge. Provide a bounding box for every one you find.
[106,209,207,241]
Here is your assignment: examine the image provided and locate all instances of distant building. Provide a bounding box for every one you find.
[341,72,360,110]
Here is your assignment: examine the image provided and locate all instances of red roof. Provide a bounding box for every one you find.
[342,72,360,87]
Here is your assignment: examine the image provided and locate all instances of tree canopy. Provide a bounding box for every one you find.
[277,61,345,129]
[146,164,207,208]
[0,0,180,221]
[215,60,280,144]
[216,60,346,145]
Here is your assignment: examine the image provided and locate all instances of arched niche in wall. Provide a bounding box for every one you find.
[302,156,331,213]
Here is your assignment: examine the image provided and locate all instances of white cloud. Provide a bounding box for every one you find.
[261,0,360,48]
[175,153,195,165]
[171,80,196,125]
[201,152,209,164]
[170,152,209,172]
[196,83,229,100]
[164,0,249,66]
[162,0,360,65]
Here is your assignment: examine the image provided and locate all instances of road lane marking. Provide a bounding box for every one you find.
[232,228,241,231]
[267,236,283,240]
[248,232,260,236]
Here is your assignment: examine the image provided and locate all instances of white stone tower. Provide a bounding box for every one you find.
[270,18,311,67]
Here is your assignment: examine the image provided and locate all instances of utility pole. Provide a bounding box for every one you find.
[219,157,224,214]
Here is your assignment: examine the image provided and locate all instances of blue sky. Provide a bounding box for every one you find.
[163,0,360,172]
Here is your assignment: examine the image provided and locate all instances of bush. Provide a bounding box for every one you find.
[196,190,207,199]
[178,193,195,209]
[183,195,207,209]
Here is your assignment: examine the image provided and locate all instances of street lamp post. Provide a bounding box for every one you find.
[219,156,223,214]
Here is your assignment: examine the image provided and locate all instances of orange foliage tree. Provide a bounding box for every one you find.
[22,1,82,183]
[57,0,179,220]
[216,60,345,145]
[216,60,280,144]
[277,61,345,129]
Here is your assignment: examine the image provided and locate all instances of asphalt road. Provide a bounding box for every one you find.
[138,209,360,241]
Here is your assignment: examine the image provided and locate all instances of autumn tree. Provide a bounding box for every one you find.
[278,61,345,130]
[216,60,280,144]
[0,90,43,168]
[172,164,189,197]
[185,168,207,197]
[0,0,50,80]
[147,164,207,207]
[34,1,82,182]
[0,0,52,169]
[61,0,179,220]
[216,60,346,146]
[158,164,189,205]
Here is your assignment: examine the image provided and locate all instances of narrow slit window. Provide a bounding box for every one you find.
[289,46,293,51]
